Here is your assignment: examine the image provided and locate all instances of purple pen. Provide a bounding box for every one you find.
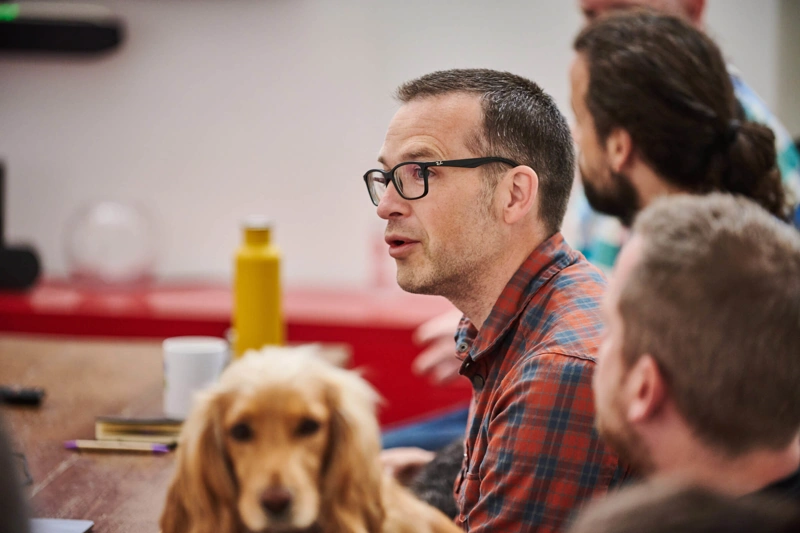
[64,440,171,453]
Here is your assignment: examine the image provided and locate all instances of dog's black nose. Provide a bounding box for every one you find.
[260,487,293,516]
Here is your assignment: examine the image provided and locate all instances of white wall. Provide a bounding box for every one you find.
[0,0,786,287]
[777,0,800,137]
[705,0,780,111]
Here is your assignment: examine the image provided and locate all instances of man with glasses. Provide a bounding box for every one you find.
[399,0,800,437]
[365,69,628,532]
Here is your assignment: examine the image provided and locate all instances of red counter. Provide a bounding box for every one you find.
[0,280,471,425]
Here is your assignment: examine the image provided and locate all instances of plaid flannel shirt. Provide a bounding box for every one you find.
[453,233,629,532]
[566,65,800,272]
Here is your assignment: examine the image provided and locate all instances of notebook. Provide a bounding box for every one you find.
[30,519,94,533]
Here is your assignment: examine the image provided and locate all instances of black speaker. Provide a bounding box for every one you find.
[0,163,41,291]
[0,2,123,54]
[0,246,40,290]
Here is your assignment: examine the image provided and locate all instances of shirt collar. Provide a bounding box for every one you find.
[455,232,578,361]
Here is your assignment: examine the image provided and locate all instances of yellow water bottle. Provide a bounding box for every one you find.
[232,216,284,357]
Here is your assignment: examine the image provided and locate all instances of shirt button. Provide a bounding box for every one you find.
[457,342,469,353]
[472,374,485,390]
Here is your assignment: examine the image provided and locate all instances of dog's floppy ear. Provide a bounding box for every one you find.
[318,369,385,533]
[160,389,239,533]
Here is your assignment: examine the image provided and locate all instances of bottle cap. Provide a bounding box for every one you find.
[243,215,272,230]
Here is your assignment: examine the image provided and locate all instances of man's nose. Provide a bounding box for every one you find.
[376,181,407,219]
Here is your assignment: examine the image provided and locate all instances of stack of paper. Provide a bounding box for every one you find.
[95,417,182,447]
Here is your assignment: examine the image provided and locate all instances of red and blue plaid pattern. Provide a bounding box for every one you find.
[454,233,630,532]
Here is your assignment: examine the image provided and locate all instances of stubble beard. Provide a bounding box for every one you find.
[596,392,655,476]
[395,201,501,302]
[395,237,491,300]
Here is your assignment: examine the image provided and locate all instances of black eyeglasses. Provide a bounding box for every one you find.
[362,157,519,206]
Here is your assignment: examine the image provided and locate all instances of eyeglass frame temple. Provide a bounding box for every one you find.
[362,157,520,206]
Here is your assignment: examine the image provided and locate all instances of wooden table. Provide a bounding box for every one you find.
[0,335,349,532]
[1,335,176,532]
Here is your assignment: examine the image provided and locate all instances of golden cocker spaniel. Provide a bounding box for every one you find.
[160,345,461,533]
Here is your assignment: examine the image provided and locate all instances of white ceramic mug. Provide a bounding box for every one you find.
[163,336,229,419]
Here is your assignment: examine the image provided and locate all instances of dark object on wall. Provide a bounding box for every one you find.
[0,2,123,54]
[0,247,40,291]
[0,163,41,291]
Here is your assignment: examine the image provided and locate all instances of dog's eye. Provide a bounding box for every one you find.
[229,422,253,442]
[296,418,321,437]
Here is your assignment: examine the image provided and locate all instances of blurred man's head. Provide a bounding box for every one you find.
[571,11,788,226]
[579,0,706,27]
[569,480,800,533]
[593,194,800,479]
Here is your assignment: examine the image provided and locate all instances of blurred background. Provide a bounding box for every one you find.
[2,0,798,288]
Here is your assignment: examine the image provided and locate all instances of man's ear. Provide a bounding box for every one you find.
[501,166,539,224]
[605,128,633,174]
[684,0,706,27]
[624,354,667,423]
